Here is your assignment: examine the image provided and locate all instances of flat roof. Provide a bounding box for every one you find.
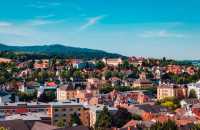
[4,112,50,121]
[84,104,117,112]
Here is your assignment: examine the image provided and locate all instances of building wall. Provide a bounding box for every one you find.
[132,82,152,88]
[89,110,98,127]
[57,89,76,101]
[49,105,82,126]
[0,106,49,115]
[175,88,187,99]
[80,108,90,127]
[102,58,123,66]
[157,87,174,100]
[157,86,187,100]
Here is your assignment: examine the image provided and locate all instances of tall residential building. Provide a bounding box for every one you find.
[157,84,187,100]
[47,101,83,126]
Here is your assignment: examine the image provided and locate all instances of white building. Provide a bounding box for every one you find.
[188,81,200,99]
[0,91,11,103]
[102,58,123,66]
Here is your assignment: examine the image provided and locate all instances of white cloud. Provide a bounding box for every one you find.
[139,30,184,38]
[79,15,106,31]
[0,21,37,37]
[26,19,62,26]
[0,21,12,27]
[27,1,61,9]
[36,14,55,19]
[0,20,70,45]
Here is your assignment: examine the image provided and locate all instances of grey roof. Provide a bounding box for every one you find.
[0,120,35,130]
[134,104,170,113]
[31,121,57,130]
[55,126,89,130]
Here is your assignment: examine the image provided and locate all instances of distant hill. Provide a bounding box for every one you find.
[0,44,124,59]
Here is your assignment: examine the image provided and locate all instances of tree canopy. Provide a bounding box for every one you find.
[95,106,112,130]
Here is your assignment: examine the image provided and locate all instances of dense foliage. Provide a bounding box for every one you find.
[161,71,200,84]
[112,107,133,128]
[70,113,82,127]
[156,97,181,110]
[150,120,178,130]
[100,85,132,94]
[0,44,124,59]
[191,124,200,130]
[189,89,197,98]
[95,106,112,130]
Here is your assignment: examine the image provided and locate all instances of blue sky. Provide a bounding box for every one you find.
[0,0,200,59]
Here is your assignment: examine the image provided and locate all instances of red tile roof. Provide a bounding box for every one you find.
[47,82,57,87]
[122,120,137,128]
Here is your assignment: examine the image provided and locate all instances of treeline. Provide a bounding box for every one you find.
[0,44,124,60]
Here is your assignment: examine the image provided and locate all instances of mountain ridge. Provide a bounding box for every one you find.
[0,43,125,59]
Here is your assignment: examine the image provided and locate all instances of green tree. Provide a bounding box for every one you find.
[56,118,66,128]
[115,86,132,92]
[100,84,114,94]
[70,113,81,127]
[49,57,57,70]
[189,89,197,98]
[150,122,163,130]
[118,60,130,69]
[104,71,112,80]
[159,97,180,110]
[150,120,178,130]
[60,70,70,81]
[191,123,200,130]
[73,70,83,79]
[132,114,142,120]
[95,106,112,130]
[112,107,132,128]
[96,61,105,69]
[28,60,34,69]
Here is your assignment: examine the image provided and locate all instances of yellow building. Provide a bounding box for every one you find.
[57,85,99,102]
[57,85,77,101]
[157,84,187,100]
[133,79,153,88]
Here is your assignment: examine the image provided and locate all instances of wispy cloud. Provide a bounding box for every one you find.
[26,19,62,26]
[0,21,35,37]
[79,15,106,31]
[0,21,12,27]
[36,14,55,19]
[0,19,63,37]
[139,30,184,38]
[0,20,61,44]
[27,1,61,9]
